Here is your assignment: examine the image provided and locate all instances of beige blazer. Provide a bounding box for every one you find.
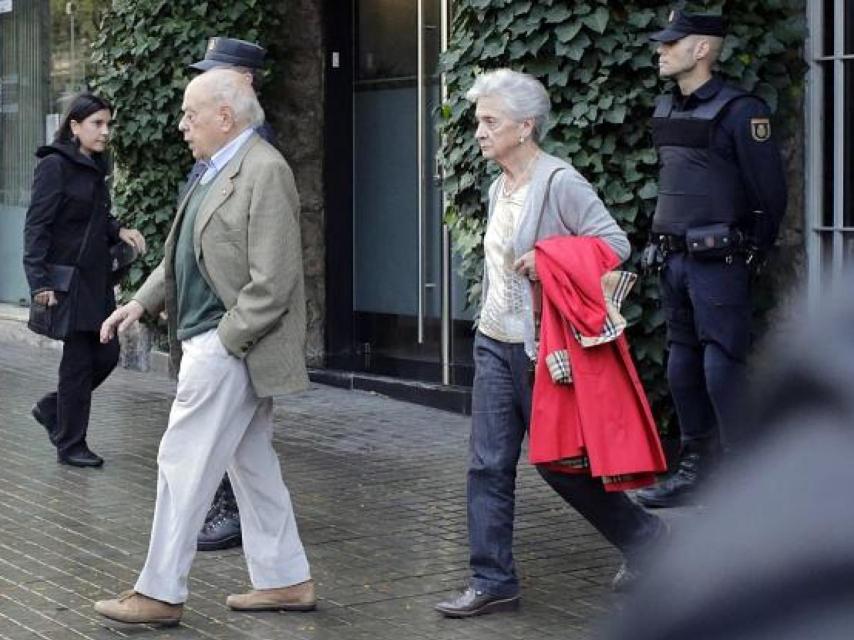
[134,133,309,397]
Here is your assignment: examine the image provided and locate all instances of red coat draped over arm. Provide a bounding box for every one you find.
[529,236,666,491]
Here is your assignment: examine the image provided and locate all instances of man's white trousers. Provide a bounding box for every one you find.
[134,329,310,603]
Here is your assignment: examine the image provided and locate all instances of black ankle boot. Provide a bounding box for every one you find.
[197,476,241,551]
[197,507,242,551]
[635,451,714,508]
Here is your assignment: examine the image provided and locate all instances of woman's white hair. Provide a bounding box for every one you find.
[201,67,265,129]
[465,68,550,141]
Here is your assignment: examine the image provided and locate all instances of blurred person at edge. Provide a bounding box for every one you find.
[434,68,667,619]
[23,92,146,468]
[604,278,854,640]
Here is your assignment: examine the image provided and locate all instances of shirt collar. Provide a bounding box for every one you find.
[200,127,255,184]
[671,76,723,109]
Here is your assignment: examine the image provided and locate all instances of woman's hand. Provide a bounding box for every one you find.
[34,290,57,306]
[118,227,147,254]
[513,251,538,281]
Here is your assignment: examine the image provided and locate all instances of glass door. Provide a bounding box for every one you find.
[352,0,446,381]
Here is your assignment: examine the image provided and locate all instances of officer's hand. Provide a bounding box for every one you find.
[513,251,538,281]
[100,300,145,343]
[34,290,57,307]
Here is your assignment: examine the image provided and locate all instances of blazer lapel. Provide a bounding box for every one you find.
[193,133,260,260]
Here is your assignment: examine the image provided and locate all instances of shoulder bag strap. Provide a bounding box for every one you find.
[70,166,104,269]
[533,168,564,243]
[531,168,564,345]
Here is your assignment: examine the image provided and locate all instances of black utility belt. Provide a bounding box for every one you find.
[658,223,744,259]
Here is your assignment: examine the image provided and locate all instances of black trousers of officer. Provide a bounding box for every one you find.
[36,331,119,457]
[660,252,751,452]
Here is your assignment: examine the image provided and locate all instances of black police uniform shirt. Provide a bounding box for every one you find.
[651,76,787,250]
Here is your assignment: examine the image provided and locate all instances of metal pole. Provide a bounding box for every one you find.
[416,0,426,343]
[804,0,823,308]
[67,2,76,90]
[440,0,451,385]
[832,0,844,283]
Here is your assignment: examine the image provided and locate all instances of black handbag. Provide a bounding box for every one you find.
[27,264,80,340]
[27,209,97,340]
[109,239,138,285]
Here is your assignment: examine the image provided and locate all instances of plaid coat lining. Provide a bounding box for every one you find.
[543,270,637,385]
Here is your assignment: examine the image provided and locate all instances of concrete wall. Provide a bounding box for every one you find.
[266,0,326,366]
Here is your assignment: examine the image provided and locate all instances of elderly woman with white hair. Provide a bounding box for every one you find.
[435,69,665,618]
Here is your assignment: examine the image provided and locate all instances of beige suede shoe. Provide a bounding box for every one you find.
[94,590,183,625]
[226,579,316,611]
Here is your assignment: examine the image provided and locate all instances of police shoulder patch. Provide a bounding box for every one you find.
[750,117,771,142]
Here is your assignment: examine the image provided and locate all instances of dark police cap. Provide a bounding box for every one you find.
[189,37,266,72]
[650,10,726,43]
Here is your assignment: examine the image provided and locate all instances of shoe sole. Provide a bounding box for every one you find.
[32,406,59,446]
[197,534,242,551]
[57,457,104,468]
[435,596,520,618]
[227,602,317,612]
[634,495,694,509]
[96,611,181,627]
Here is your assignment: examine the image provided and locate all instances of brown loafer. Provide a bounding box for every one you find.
[226,579,316,611]
[94,590,183,625]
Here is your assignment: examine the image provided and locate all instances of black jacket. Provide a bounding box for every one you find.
[23,142,122,331]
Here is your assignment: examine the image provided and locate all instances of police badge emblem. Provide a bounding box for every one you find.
[751,118,771,142]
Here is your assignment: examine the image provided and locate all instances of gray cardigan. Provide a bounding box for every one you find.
[483,151,630,356]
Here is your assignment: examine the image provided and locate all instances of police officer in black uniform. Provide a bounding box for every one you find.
[635,11,787,508]
[183,37,279,550]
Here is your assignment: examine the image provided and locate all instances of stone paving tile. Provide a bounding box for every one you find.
[0,340,667,639]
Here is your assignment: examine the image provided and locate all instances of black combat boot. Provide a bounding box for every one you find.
[635,450,715,509]
[197,475,242,551]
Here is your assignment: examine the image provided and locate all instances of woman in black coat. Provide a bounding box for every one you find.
[23,93,146,467]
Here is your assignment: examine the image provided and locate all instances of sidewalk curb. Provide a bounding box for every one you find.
[0,304,63,353]
[0,304,470,414]
[0,303,169,373]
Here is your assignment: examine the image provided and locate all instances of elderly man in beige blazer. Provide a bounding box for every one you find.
[94,68,314,626]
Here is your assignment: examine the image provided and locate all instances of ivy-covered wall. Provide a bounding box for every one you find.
[91,0,283,289]
[439,0,806,426]
[90,0,327,363]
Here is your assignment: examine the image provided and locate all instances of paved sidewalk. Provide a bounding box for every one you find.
[0,340,632,639]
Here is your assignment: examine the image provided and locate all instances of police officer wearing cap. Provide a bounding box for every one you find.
[182,37,280,550]
[635,11,787,509]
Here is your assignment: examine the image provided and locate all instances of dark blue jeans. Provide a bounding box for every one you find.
[468,332,662,597]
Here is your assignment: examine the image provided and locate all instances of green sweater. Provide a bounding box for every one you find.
[175,180,226,341]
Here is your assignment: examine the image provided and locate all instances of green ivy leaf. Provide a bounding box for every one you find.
[581,7,609,34]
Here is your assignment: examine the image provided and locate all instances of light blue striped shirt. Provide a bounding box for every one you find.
[199,127,255,185]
